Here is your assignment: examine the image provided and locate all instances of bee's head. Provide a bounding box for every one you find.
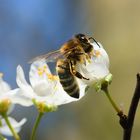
[74,33,100,53]
[74,33,93,53]
[75,34,89,44]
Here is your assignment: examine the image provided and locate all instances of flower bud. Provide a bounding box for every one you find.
[93,73,113,92]
[0,99,11,115]
[33,99,57,113]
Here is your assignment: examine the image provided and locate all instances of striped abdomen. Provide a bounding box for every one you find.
[56,60,79,98]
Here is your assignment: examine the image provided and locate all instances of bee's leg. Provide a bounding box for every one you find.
[69,61,89,80]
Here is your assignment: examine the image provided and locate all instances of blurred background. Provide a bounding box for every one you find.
[0,0,140,139]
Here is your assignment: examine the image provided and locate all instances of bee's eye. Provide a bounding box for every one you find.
[75,34,88,43]
[80,36,88,43]
[81,36,85,40]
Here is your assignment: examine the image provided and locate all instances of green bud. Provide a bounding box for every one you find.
[101,73,113,91]
[93,73,113,93]
[44,104,57,112]
[32,99,57,113]
[0,99,11,115]
[104,73,113,84]
[94,82,102,92]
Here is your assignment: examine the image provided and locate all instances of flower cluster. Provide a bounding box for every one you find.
[0,74,26,137]
[15,42,109,108]
[0,41,110,139]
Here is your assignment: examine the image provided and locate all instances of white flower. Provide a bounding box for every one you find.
[0,73,19,104]
[0,117,26,136]
[16,61,87,107]
[76,42,110,86]
[0,74,26,136]
[0,73,11,94]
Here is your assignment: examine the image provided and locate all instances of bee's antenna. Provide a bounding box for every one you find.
[89,37,100,48]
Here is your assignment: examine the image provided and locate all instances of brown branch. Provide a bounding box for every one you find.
[118,73,140,140]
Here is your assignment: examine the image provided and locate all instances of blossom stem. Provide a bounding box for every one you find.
[2,113,20,140]
[0,119,5,140]
[103,88,121,114]
[0,133,6,140]
[30,112,44,140]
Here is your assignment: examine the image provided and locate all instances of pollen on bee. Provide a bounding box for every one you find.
[87,59,91,63]
[85,54,91,63]
[90,50,94,56]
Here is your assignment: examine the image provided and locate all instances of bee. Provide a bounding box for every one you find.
[30,34,100,98]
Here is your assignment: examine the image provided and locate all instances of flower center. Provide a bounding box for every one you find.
[37,65,58,81]
[35,65,58,96]
[34,82,50,96]
[38,65,48,76]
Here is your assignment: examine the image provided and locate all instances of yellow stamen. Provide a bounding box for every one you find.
[47,74,58,81]
[87,59,91,63]
[37,65,58,81]
[37,65,48,76]
[38,71,43,76]
[43,65,47,69]
[38,68,42,71]
[95,50,101,57]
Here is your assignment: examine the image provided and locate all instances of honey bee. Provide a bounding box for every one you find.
[30,34,100,98]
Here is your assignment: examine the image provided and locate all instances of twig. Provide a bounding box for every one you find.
[121,73,140,140]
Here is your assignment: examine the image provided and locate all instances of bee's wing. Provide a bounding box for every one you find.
[29,50,63,63]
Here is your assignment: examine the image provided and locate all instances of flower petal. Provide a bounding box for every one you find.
[44,80,87,106]
[17,60,87,107]
[9,89,33,106]
[16,65,35,100]
[29,61,51,87]
[76,42,110,85]
[16,65,30,88]
[0,117,26,136]
[0,77,11,94]
[92,42,109,68]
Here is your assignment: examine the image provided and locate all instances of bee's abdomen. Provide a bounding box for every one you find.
[56,61,79,98]
[59,73,79,98]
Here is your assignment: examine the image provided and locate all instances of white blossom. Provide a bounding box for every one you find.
[15,61,87,107]
[0,74,26,136]
[76,42,110,86]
